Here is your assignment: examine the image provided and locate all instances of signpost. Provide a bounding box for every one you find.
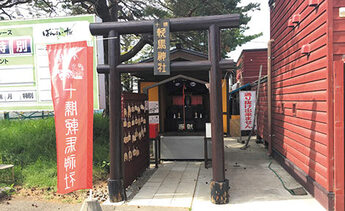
[154,19,170,75]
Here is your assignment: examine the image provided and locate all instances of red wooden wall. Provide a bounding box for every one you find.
[256,81,268,141]
[333,2,345,61]
[236,49,268,85]
[333,61,344,211]
[264,0,345,210]
[271,0,329,191]
[331,3,345,211]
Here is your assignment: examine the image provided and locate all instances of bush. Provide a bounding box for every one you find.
[0,114,109,188]
[0,118,56,166]
[22,160,57,189]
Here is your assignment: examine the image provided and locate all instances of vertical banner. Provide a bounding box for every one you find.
[154,19,170,75]
[47,41,93,194]
[239,91,256,131]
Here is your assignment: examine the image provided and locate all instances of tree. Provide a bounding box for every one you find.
[0,0,261,114]
[68,0,261,58]
[1,0,261,59]
[149,0,261,57]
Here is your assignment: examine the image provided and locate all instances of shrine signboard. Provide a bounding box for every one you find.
[153,19,170,75]
[239,91,256,131]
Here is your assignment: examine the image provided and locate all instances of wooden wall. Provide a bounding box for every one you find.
[333,1,345,61]
[237,49,268,85]
[332,3,345,211]
[269,0,334,209]
[256,82,268,142]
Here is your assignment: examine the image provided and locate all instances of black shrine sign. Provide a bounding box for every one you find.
[154,19,170,75]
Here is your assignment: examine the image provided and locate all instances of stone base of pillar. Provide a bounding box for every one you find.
[80,199,102,211]
[108,179,126,202]
[210,179,230,204]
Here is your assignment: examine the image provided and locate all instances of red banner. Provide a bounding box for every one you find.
[47,41,93,194]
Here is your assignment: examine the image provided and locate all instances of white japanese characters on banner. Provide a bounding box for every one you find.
[239,91,256,131]
[48,41,93,194]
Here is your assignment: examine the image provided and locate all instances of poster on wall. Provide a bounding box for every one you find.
[239,91,256,131]
[149,115,159,124]
[0,15,99,111]
[148,101,159,114]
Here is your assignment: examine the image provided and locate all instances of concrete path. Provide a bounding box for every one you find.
[128,161,200,209]
[124,137,325,211]
[191,138,326,211]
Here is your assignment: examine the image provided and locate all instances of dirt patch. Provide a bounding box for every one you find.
[14,179,107,204]
[1,166,156,206]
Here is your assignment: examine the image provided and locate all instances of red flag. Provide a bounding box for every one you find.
[47,41,93,194]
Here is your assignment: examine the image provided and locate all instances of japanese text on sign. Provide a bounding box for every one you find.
[239,91,256,131]
[0,37,32,56]
[48,41,93,194]
[154,19,170,75]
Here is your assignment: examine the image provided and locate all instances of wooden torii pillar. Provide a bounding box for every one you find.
[90,14,240,204]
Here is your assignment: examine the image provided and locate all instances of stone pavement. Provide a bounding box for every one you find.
[128,161,200,209]
[118,137,326,211]
[191,138,326,211]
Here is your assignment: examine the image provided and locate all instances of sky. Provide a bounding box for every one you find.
[228,0,270,62]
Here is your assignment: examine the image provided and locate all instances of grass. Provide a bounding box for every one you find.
[0,114,109,189]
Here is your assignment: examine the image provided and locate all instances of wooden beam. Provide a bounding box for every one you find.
[142,74,208,94]
[97,60,235,74]
[209,24,229,204]
[90,14,240,35]
[108,29,126,202]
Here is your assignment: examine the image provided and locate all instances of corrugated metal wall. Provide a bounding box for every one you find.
[270,0,330,195]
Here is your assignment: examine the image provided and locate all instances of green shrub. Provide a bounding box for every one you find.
[22,159,57,189]
[0,113,109,188]
[0,118,56,166]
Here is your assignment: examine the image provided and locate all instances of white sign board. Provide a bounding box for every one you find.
[205,123,211,138]
[148,101,159,114]
[149,115,159,124]
[239,91,256,131]
[0,15,99,111]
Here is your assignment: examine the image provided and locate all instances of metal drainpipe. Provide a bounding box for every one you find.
[267,39,274,156]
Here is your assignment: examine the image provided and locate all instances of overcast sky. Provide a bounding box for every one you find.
[228,0,270,61]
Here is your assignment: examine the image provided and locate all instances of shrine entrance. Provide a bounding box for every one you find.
[89,14,240,204]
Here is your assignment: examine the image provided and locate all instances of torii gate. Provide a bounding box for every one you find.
[90,14,240,204]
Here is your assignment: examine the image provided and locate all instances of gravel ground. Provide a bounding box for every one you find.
[0,166,157,211]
